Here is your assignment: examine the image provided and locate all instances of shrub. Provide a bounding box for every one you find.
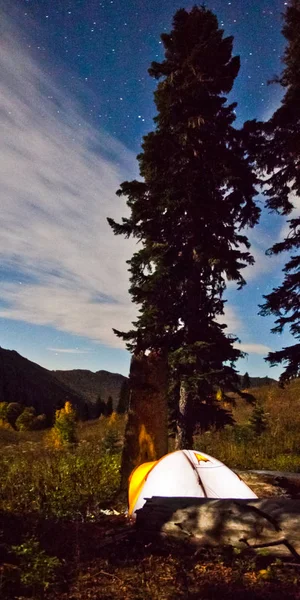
[12,537,61,594]
[7,403,23,427]
[48,401,77,448]
[15,407,37,431]
[0,441,121,519]
[0,401,9,420]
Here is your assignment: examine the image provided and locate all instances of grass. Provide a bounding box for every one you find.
[194,379,300,472]
[0,416,125,519]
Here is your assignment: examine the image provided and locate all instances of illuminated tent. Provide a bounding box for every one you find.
[128,449,257,516]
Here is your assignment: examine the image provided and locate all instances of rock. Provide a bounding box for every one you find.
[136,496,300,559]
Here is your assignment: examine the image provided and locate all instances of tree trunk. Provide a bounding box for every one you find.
[120,350,169,491]
[175,380,193,450]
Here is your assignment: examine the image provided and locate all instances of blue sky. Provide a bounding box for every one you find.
[0,0,298,378]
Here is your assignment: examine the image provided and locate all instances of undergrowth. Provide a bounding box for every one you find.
[0,416,124,519]
[194,381,300,472]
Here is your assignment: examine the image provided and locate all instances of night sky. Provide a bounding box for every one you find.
[0,0,297,378]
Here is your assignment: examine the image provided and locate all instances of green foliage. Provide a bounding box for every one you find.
[81,402,90,421]
[0,445,121,519]
[106,396,113,416]
[117,380,130,414]
[194,424,300,472]
[103,413,122,454]
[6,402,23,427]
[12,537,61,594]
[247,1,300,383]
[0,418,123,519]
[94,395,106,418]
[95,396,114,418]
[249,403,268,436]
[103,426,121,454]
[0,402,47,432]
[242,372,251,389]
[194,380,300,471]
[15,407,37,431]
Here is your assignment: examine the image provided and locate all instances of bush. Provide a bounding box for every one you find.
[0,440,121,519]
[7,403,23,428]
[0,402,9,421]
[12,537,61,594]
[15,407,37,431]
[48,401,77,448]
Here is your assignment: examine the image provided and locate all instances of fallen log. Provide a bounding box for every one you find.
[135,497,300,559]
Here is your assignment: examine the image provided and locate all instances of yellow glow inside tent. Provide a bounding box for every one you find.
[128,460,157,516]
[193,452,210,463]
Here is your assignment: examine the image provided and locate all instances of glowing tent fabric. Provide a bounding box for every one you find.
[128,449,257,516]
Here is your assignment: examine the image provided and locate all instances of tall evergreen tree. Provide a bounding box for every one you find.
[106,396,113,417]
[108,6,259,447]
[254,1,300,384]
[117,380,130,414]
[94,394,105,418]
[242,372,251,389]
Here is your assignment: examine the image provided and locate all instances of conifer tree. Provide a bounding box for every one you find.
[106,396,113,417]
[117,380,130,414]
[254,1,300,383]
[249,403,268,436]
[242,372,251,389]
[95,394,105,418]
[108,6,259,447]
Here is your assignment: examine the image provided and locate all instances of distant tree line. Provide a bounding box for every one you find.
[90,380,130,419]
[0,378,130,430]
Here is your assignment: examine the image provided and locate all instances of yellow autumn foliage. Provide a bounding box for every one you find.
[108,411,118,426]
[47,401,77,448]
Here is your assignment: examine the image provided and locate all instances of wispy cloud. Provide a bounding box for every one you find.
[216,305,242,335]
[47,348,90,354]
[234,343,271,355]
[0,13,138,349]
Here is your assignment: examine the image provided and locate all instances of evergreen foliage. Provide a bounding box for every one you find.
[249,403,268,436]
[117,380,130,414]
[108,6,259,445]
[242,372,251,389]
[94,395,106,418]
[246,1,300,383]
[106,396,113,417]
[103,413,122,454]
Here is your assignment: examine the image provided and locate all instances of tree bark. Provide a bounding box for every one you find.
[120,350,169,491]
[175,380,193,450]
